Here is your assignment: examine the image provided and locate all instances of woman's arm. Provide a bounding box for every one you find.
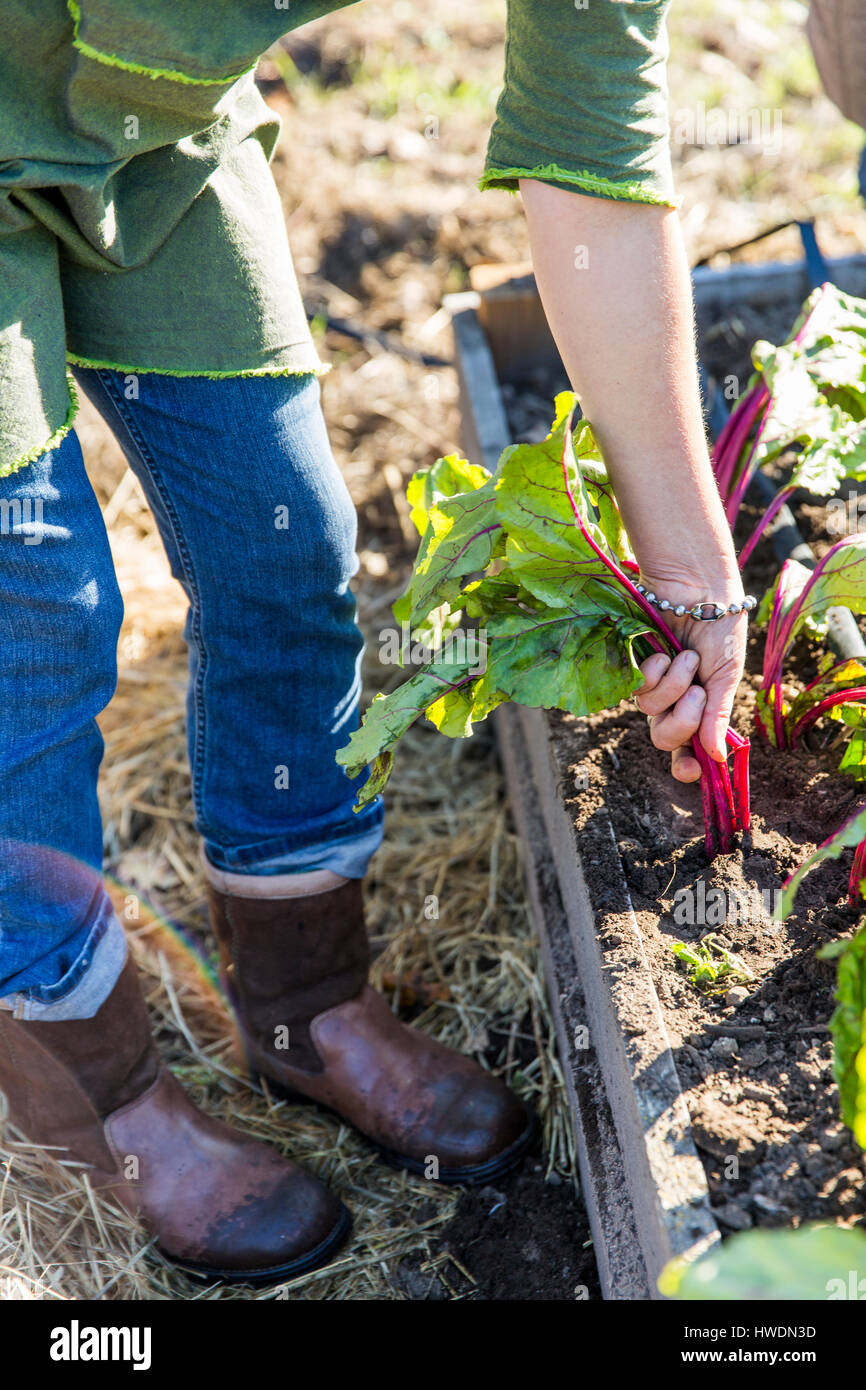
[521,181,747,783]
[483,2,745,782]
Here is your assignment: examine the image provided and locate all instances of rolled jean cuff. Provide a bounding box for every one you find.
[202,797,385,880]
[0,914,127,1021]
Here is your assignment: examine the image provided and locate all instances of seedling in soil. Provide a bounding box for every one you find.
[337,395,750,859]
[670,933,755,995]
[712,283,866,568]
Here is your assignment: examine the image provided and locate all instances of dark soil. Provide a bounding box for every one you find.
[392,1159,600,1300]
[551,648,865,1234]
[380,980,601,1299]
[500,285,866,1238]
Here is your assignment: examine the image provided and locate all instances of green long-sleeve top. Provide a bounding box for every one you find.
[0,1,675,478]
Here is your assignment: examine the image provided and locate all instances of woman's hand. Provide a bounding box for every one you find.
[632,573,748,783]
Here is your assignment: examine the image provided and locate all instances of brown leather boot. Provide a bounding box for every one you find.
[206,873,535,1183]
[0,956,349,1285]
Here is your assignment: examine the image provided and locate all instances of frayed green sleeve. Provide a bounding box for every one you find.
[482,0,677,208]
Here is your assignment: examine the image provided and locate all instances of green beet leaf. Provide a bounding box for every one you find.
[659,1224,866,1300]
[394,452,501,626]
[475,607,646,717]
[818,923,866,1146]
[336,656,480,807]
[839,724,866,779]
[755,557,828,642]
[405,452,492,537]
[495,400,640,622]
[750,341,846,475]
[401,476,505,627]
[786,538,866,643]
[733,287,866,521]
[580,458,636,567]
[337,396,655,806]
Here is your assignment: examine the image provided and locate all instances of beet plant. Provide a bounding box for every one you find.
[754,539,866,905]
[783,653,866,767]
[338,394,750,858]
[712,283,866,569]
[755,535,866,763]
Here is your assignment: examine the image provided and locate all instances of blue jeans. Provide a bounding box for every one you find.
[0,370,383,1020]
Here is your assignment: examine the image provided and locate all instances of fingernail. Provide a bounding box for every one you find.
[683,650,699,671]
[686,685,706,707]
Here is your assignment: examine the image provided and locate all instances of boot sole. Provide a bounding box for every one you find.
[373,1114,538,1185]
[254,1073,539,1187]
[163,1199,352,1288]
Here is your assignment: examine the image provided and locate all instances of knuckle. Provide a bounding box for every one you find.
[652,721,678,752]
[669,675,694,703]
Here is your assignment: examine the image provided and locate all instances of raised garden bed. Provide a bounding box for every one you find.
[447,252,866,1300]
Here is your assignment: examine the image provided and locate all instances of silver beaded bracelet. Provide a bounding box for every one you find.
[634,583,757,621]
